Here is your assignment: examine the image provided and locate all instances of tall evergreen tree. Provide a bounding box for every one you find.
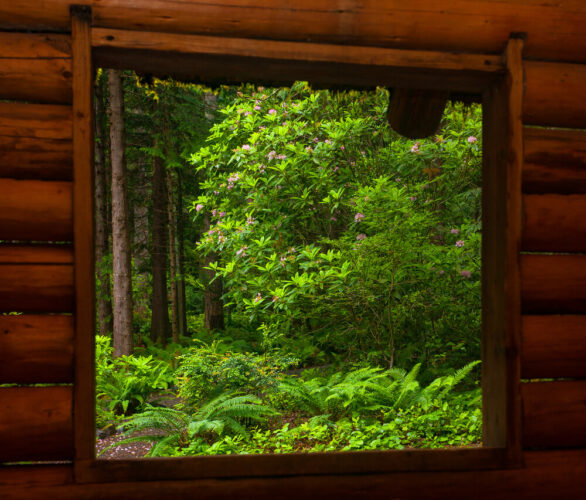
[108,69,133,357]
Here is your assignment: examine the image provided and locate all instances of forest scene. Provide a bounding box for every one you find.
[95,69,483,458]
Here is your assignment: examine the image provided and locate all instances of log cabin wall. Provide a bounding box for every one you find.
[0,1,584,498]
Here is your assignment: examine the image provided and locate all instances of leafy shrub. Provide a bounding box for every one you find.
[96,335,175,428]
[175,340,298,405]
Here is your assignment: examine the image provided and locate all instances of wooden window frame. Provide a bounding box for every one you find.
[71,7,524,483]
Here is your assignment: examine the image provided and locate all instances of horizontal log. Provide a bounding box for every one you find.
[0,102,72,140]
[0,386,72,462]
[0,179,72,241]
[0,315,73,383]
[522,315,586,378]
[522,380,586,449]
[92,28,503,74]
[4,450,586,499]
[0,31,71,58]
[523,127,586,194]
[524,61,586,129]
[0,57,72,104]
[2,1,586,63]
[521,255,586,314]
[0,136,72,180]
[0,464,72,486]
[523,195,586,252]
[0,264,74,312]
[0,244,73,264]
[95,47,492,94]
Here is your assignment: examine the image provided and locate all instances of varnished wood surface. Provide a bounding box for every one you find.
[0,179,72,242]
[0,31,71,58]
[71,6,96,467]
[0,58,72,104]
[0,135,73,180]
[0,264,74,312]
[521,255,586,314]
[92,28,503,74]
[522,380,586,449]
[0,450,585,499]
[522,315,586,378]
[387,89,449,139]
[0,244,73,264]
[0,386,73,462]
[523,194,586,252]
[523,127,586,194]
[0,314,74,383]
[524,61,586,129]
[0,102,72,140]
[2,1,586,63]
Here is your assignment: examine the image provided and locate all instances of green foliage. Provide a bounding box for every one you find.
[116,392,277,457]
[95,336,175,428]
[189,82,482,371]
[175,341,298,405]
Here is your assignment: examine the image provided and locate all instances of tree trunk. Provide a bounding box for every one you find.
[151,144,170,346]
[176,169,188,337]
[167,168,179,343]
[132,155,151,341]
[95,76,113,338]
[202,213,225,331]
[107,69,133,357]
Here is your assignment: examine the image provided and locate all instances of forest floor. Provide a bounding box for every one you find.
[96,429,155,459]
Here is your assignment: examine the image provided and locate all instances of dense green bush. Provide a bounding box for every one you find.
[190,83,481,372]
[96,335,175,428]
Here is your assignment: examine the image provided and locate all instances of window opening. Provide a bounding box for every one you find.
[94,71,483,460]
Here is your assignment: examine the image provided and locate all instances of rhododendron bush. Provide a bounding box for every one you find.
[190,82,481,374]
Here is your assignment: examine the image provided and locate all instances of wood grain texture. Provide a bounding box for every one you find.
[0,244,73,264]
[0,387,73,462]
[0,58,72,104]
[521,255,586,314]
[0,136,73,180]
[523,127,586,194]
[522,380,586,449]
[387,89,449,139]
[0,315,73,383]
[0,464,72,486]
[523,194,586,252]
[1,450,585,499]
[522,315,586,379]
[0,102,72,140]
[71,6,96,466]
[524,61,586,129]
[2,0,586,63]
[0,31,71,58]
[92,28,503,73]
[0,179,72,241]
[0,264,74,312]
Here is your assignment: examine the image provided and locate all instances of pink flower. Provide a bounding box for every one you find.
[280,255,287,267]
[411,142,421,154]
[268,109,277,115]
[272,295,279,302]
[410,196,417,201]
[354,212,365,222]
[467,136,477,144]
[438,270,445,275]
[211,209,217,217]
[305,146,313,153]
[276,154,287,160]
[268,151,276,160]
[254,105,261,111]
[455,240,465,247]
[219,211,226,218]
[246,216,255,225]
[254,293,262,303]
[325,139,332,145]
[195,203,204,212]
[330,216,337,221]
[241,144,250,151]
[313,137,319,143]
[243,111,251,117]
[461,270,472,278]
[450,228,459,234]
[356,233,367,240]
[340,145,345,150]
[236,246,247,257]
